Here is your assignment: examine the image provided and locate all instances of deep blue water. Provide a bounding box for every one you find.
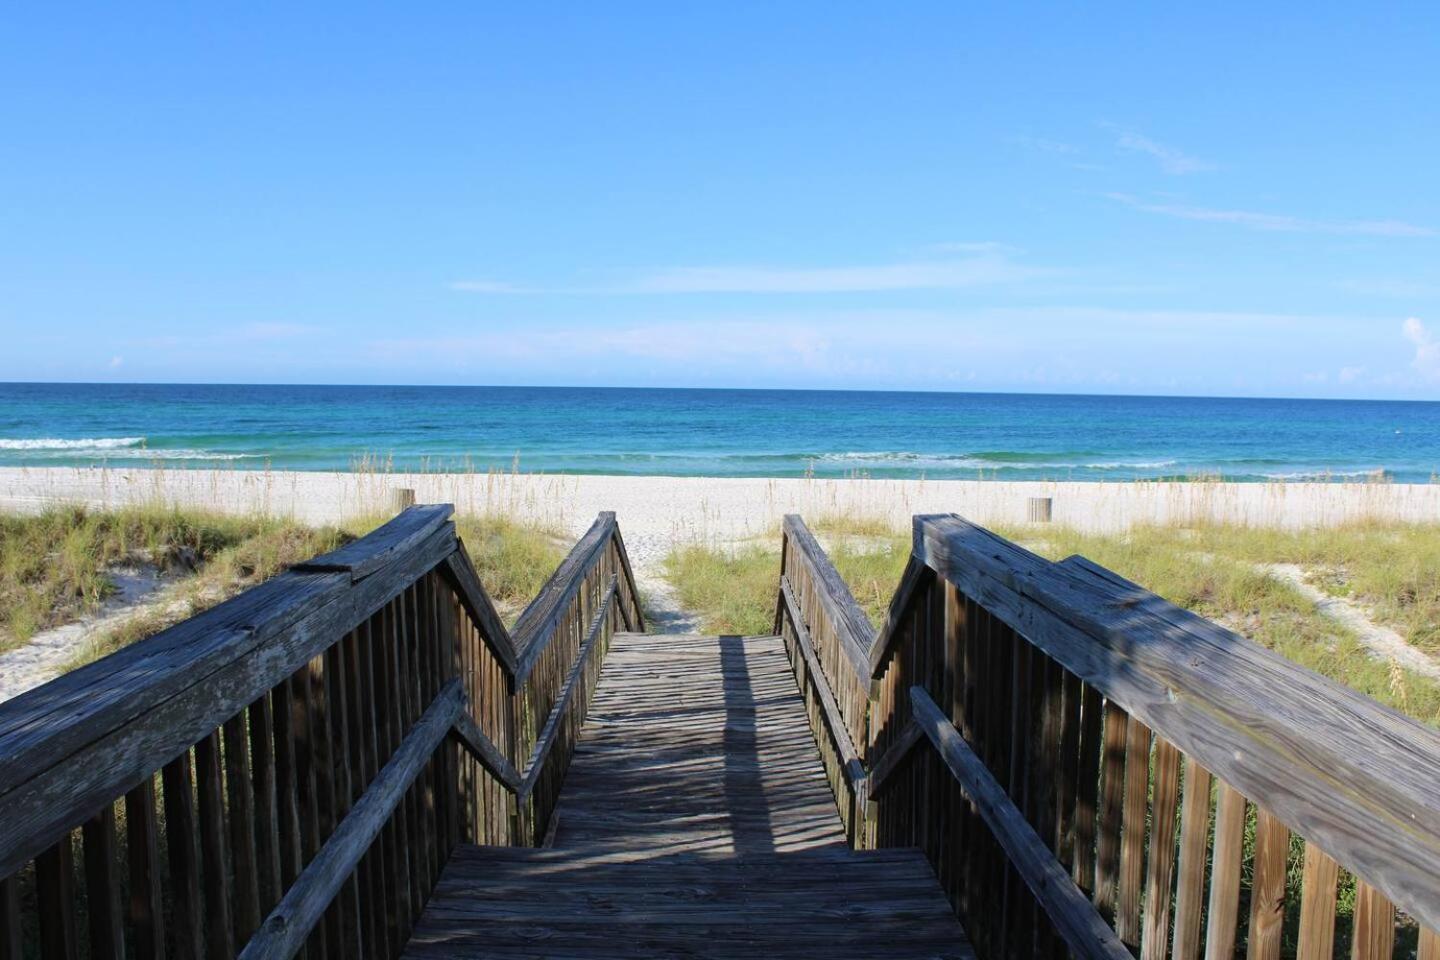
[1,383,1438,482]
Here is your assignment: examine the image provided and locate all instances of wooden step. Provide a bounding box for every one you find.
[403,633,973,957]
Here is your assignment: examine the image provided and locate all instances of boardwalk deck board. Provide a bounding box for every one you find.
[403,633,974,958]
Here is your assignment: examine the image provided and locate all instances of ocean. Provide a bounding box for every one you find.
[0,382,1437,483]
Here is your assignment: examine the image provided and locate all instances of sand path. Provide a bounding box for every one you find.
[1261,563,1440,682]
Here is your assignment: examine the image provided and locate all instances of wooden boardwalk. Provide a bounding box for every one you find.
[404,633,974,958]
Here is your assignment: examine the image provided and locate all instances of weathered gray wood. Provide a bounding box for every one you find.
[439,549,518,674]
[296,504,451,581]
[912,512,1440,933]
[82,805,124,960]
[910,686,1130,960]
[450,712,522,793]
[0,522,457,878]
[517,579,618,801]
[238,680,465,960]
[124,776,166,960]
[780,515,876,679]
[866,554,930,675]
[778,577,865,786]
[867,719,925,794]
[510,514,615,679]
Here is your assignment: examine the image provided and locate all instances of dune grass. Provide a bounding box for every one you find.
[0,505,352,655]
[0,504,569,671]
[663,513,912,637]
[664,513,1440,725]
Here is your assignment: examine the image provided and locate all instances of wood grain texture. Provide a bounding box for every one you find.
[1296,845,1338,960]
[1246,807,1289,960]
[910,687,1129,960]
[781,515,877,678]
[1141,737,1181,960]
[1172,758,1212,960]
[403,638,972,959]
[1204,782,1246,960]
[911,513,1440,934]
[239,681,464,960]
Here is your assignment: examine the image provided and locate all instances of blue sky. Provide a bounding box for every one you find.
[2,4,1438,398]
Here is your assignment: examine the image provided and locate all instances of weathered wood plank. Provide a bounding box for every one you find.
[239,681,464,960]
[913,513,1440,934]
[36,833,77,960]
[296,504,452,581]
[1140,737,1181,960]
[124,776,166,960]
[779,576,865,786]
[1116,715,1151,944]
[0,523,457,880]
[1247,806,1288,960]
[1204,782,1246,960]
[1295,845,1338,960]
[1172,758,1212,960]
[162,751,205,959]
[1350,882,1395,960]
[910,687,1130,960]
[781,515,877,678]
[82,805,124,960]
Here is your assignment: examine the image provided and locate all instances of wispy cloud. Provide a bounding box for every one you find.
[450,247,1042,295]
[1107,126,1213,174]
[1403,317,1440,378]
[1108,193,1436,237]
[448,279,534,294]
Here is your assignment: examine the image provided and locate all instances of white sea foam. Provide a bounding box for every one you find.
[815,451,1179,471]
[0,437,249,460]
[0,436,146,450]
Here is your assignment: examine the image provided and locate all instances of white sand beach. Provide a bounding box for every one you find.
[3,466,1438,573]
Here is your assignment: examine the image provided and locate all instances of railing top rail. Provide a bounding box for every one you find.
[511,510,643,684]
[913,511,1440,934]
[0,504,460,879]
[781,514,875,677]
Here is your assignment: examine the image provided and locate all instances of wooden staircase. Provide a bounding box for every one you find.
[402,633,973,958]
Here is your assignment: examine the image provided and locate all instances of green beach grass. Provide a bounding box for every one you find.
[663,513,1440,726]
[0,504,567,671]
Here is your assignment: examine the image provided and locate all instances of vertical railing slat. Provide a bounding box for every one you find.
[82,803,125,960]
[1172,759,1213,960]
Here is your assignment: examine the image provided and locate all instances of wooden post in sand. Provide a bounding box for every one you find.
[1027,497,1053,523]
[391,487,416,514]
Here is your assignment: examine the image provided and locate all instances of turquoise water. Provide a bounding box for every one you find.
[1,383,1437,482]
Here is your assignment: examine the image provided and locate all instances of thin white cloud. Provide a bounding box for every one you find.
[1338,365,1367,384]
[1403,317,1440,378]
[108,355,123,369]
[228,322,326,341]
[448,279,533,294]
[1109,127,1213,174]
[1108,193,1436,237]
[450,247,1042,295]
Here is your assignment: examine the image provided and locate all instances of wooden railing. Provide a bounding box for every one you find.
[0,505,642,960]
[775,513,1440,960]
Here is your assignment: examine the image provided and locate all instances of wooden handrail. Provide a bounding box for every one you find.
[776,511,1440,957]
[0,506,458,879]
[778,576,865,787]
[910,687,1131,960]
[239,680,466,959]
[0,503,646,959]
[451,711,523,793]
[511,511,643,683]
[517,576,618,802]
[913,512,1440,934]
[780,515,874,677]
